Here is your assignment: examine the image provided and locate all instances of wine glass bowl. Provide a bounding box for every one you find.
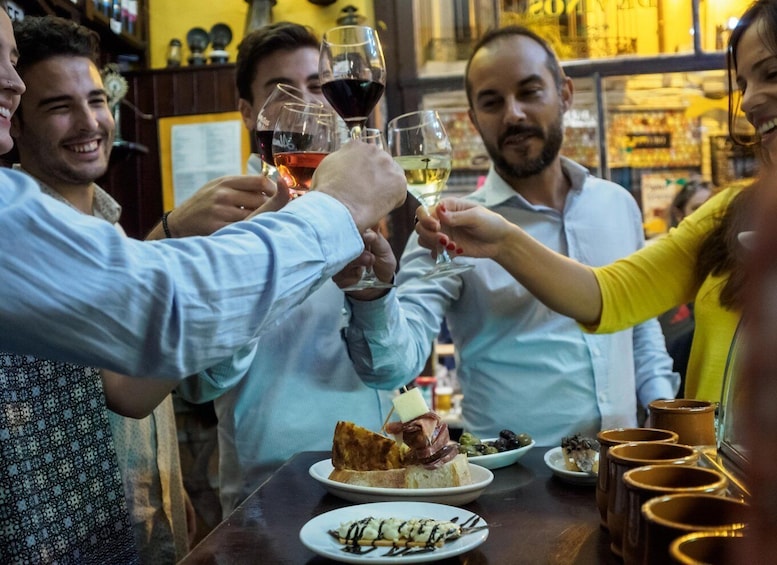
[319,25,386,138]
[387,110,474,279]
[272,102,338,197]
[256,84,324,177]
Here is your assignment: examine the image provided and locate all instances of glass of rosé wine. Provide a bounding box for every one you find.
[271,102,338,198]
[255,84,324,179]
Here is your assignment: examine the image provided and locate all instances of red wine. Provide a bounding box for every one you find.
[322,79,385,128]
[255,129,274,165]
[274,151,328,192]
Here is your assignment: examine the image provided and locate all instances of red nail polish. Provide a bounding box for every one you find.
[446,242,455,251]
[439,237,447,246]
[439,203,446,213]
[456,247,464,254]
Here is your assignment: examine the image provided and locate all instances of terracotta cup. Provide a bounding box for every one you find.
[621,464,729,565]
[669,531,746,564]
[647,399,717,448]
[642,493,749,565]
[606,442,699,558]
[595,427,679,529]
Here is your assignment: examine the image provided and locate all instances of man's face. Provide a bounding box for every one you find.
[467,35,572,181]
[238,46,326,132]
[11,55,113,190]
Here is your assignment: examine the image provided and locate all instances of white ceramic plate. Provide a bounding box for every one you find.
[299,501,488,564]
[465,439,535,470]
[543,446,598,485]
[309,459,493,505]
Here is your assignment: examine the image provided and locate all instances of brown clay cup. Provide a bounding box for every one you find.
[647,399,717,448]
[595,427,679,529]
[606,442,699,558]
[642,493,749,565]
[669,531,746,564]
[621,464,729,565]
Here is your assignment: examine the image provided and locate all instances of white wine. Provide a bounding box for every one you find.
[394,155,451,207]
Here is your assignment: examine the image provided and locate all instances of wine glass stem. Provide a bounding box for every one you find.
[350,125,362,140]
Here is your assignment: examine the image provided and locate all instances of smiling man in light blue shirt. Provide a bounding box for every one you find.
[343,26,678,445]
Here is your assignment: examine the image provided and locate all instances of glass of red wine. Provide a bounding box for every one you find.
[256,84,324,178]
[319,25,386,139]
[272,102,338,198]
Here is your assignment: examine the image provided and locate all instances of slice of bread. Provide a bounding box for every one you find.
[331,421,402,471]
[328,454,473,489]
[327,467,407,488]
[406,454,472,488]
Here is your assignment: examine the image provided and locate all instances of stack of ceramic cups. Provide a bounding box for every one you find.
[594,399,748,564]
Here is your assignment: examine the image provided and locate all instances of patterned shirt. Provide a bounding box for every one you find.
[0,355,139,564]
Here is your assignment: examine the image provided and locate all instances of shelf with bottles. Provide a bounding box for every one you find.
[85,0,145,52]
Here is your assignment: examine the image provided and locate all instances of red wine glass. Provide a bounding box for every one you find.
[319,25,386,140]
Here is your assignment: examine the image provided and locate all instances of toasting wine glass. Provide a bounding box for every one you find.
[319,25,386,139]
[387,110,474,279]
[255,84,324,178]
[272,102,338,198]
[340,128,396,292]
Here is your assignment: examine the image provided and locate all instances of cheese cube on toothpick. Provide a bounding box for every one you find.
[392,387,429,422]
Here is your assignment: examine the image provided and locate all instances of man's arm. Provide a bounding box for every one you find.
[631,317,681,407]
[344,234,455,390]
[0,144,405,378]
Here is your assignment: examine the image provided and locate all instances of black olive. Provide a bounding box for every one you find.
[499,429,517,441]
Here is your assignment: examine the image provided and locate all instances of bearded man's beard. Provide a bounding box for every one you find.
[487,108,565,180]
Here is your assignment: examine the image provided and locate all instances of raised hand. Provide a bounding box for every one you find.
[148,174,277,239]
[415,198,513,261]
[312,141,406,233]
[334,227,396,300]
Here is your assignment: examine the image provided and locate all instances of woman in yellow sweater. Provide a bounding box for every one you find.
[414,1,770,404]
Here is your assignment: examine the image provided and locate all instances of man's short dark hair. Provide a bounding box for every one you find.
[13,15,100,77]
[235,22,320,104]
[464,25,565,108]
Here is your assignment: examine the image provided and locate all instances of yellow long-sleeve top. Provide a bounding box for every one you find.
[592,185,743,402]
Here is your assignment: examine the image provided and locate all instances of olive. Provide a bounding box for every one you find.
[493,437,509,452]
[499,429,517,441]
[517,433,533,447]
[484,446,499,455]
[459,432,479,446]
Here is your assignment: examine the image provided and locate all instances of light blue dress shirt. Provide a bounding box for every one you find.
[0,168,363,378]
[346,158,679,446]
[179,279,392,516]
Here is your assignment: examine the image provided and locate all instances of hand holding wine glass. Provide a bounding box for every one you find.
[272,102,338,198]
[319,25,386,139]
[338,128,396,291]
[255,84,324,178]
[387,110,473,279]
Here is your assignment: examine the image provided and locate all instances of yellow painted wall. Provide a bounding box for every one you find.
[148,0,374,69]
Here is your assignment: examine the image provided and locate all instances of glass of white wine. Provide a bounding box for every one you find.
[387,110,473,279]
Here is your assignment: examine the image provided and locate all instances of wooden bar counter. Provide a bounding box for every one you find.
[180,448,619,564]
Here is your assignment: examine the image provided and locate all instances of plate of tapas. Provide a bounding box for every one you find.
[299,500,488,563]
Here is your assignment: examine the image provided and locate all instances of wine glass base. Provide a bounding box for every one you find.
[340,276,396,292]
[421,262,474,281]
